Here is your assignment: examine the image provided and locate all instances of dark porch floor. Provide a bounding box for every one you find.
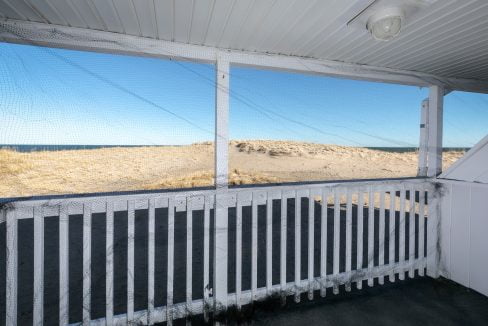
[250,277,488,326]
[179,277,488,325]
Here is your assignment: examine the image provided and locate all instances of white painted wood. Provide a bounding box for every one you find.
[295,192,302,302]
[59,205,69,326]
[418,188,426,276]
[418,99,429,177]
[106,201,114,325]
[148,198,155,325]
[2,20,488,93]
[333,189,340,294]
[127,200,135,324]
[345,189,352,291]
[378,190,385,285]
[367,189,374,287]
[203,195,211,321]
[389,188,396,282]
[440,133,488,184]
[427,85,444,177]
[308,192,315,299]
[399,188,406,281]
[215,53,229,190]
[186,198,193,314]
[167,197,175,325]
[280,191,288,298]
[320,189,329,296]
[409,188,416,278]
[6,209,17,326]
[427,186,440,279]
[266,192,273,295]
[214,190,229,310]
[236,197,243,308]
[83,203,92,325]
[357,191,364,289]
[251,192,258,301]
[33,206,44,326]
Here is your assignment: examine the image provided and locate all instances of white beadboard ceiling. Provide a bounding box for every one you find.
[0,0,488,82]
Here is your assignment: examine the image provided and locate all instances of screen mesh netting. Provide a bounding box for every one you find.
[0,41,216,198]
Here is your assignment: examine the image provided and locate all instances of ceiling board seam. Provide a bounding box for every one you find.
[152,0,159,39]
[230,0,255,49]
[2,0,28,22]
[268,0,321,53]
[86,0,108,31]
[45,0,69,26]
[171,0,175,41]
[65,0,89,29]
[129,0,142,36]
[109,0,125,34]
[377,2,488,68]
[187,0,195,44]
[354,0,477,65]
[216,0,237,47]
[343,0,460,63]
[255,0,300,50]
[238,0,278,50]
[202,0,216,45]
[400,23,488,74]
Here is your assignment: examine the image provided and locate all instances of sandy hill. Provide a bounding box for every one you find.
[0,140,464,197]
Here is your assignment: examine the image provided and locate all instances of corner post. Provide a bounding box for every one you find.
[427,85,444,177]
[214,52,229,311]
[418,98,429,176]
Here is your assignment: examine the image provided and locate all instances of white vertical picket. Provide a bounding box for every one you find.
[389,188,396,282]
[379,191,385,285]
[6,210,17,326]
[266,193,273,295]
[59,205,69,326]
[167,197,175,325]
[418,189,426,276]
[367,189,374,287]
[333,189,340,294]
[320,189,328,297]
[33,207,44,326]
[106,202,114,325]
[280,192,288,299]
[186,198,193,314]
[295,192,302,302]
[82,203,92,325]
[399,188,406,280]
[203,196,210,321]
[236,198,243,308]
[345,189,352,292]
[148,198,155,325]
[427,188,440,278]
[357,191,364,290]
[409,188,416,278]
[308,192,315,300]
[251,193,258,301]
[127,200,135,324]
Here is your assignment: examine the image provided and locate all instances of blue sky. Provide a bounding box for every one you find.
[0,42,486,147]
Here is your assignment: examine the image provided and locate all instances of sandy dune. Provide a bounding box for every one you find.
[0,140,464,198]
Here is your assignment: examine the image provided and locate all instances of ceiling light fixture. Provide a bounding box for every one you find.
[366,7,405,41]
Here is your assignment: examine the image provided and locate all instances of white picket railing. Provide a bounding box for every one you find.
[1,177,437,325]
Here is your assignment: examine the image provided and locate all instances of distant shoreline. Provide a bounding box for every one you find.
[0,144,470,153]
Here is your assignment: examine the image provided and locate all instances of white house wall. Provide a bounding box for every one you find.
[439,180,488,297]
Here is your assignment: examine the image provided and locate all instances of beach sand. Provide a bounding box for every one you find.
[0,140,465,197]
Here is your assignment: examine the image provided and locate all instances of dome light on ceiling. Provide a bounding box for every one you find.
[366,7,405,41]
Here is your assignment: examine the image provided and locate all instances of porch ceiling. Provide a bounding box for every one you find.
[0,0,488,83]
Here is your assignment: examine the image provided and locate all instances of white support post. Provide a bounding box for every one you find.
[418,98,429,177]
[214,53,229,311]
[427,85,444,177]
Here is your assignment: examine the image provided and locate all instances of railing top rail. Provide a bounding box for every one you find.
[0,177,433,213]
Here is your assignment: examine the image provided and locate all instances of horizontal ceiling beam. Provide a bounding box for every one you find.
[1,19,487,93]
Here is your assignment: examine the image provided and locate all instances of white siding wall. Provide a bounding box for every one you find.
[439,180,488,297]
